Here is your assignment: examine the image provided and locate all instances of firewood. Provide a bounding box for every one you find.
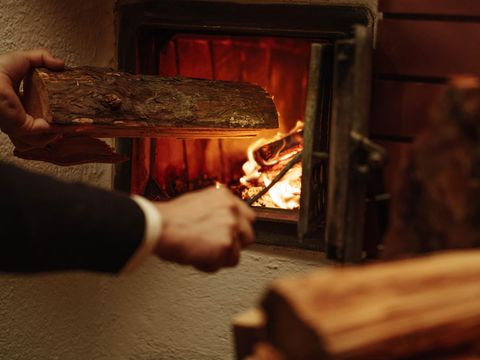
[261,250,480,360]
[233,308,267,360]
[23,66,278,139]
[245,343,286,360]
[253,127,303,167]
[13,136,126,166]
[384,76,480,257]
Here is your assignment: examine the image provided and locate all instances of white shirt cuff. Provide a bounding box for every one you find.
[121,195,162,273]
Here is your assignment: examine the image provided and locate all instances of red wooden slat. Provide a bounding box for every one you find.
[380,0,480,16]
[152,138,189,198]
[371,80,447,138]
[159,40,178,76]
[130,139,151,195]
[267,39,311,131]
[176,37,213,79]
[375,19,480,78]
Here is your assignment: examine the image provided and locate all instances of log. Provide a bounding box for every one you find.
[244,343,286,360]
[23,66,278,139]
[14,136,126,166]
[261,250,480,360]
[253,126,303,167]
[384,77,480,257]
[232,308,267,360]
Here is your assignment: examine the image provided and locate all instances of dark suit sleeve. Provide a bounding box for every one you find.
[0,161,145,273]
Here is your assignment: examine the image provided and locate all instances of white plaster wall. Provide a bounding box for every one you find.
[0,1,352,359]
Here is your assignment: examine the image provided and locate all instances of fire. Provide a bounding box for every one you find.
[240,122,304,209]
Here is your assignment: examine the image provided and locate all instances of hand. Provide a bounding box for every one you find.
[154,186,256,272]
[0,49,64,150]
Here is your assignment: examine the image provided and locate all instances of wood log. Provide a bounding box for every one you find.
[245,343,286,360]
[14,136,126,165]
[384,77,480,257]
[261,250,480,360]
[253,126,303,167]
[233,308,267,360]
[23,66,278,139]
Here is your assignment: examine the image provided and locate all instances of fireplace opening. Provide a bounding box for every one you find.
[116,1,376,261]
[132,33,318,207]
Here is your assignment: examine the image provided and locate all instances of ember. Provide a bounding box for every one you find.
[240,121,304,209]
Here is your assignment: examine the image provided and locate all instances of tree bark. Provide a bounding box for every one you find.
[23,66,278,139]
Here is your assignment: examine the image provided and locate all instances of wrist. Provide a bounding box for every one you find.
[121,195,163,273]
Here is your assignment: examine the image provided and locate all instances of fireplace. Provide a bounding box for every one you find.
[114,0,380,262]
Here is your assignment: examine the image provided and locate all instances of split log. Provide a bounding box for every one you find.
[233,308,267,360]
[261,250,480,360]
[14,136,126,166]
[245,343,286,360]
[384,76,480,257]
[23,66,278,139]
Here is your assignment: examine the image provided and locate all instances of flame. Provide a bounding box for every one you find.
[240,121,303,209]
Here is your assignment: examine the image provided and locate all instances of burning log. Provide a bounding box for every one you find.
[384,76,480,257]
[241,122,304,209]
[260,250,480,360]
[252,124,303,167]
[23,66,278,138]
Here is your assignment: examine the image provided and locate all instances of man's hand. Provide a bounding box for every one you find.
[0,49,64,150]
[154,186,256,272]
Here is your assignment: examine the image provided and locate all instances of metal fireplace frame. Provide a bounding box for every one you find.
[114,0,380,262]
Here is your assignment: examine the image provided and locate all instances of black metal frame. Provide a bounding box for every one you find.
[115,0,375,260]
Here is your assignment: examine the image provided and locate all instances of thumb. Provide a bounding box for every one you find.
[21,49,65,71]
[19,114,51,133]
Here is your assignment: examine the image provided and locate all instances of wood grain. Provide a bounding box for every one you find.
[262,250,480,360]
[380,0,480,16]
[371,80,447,138]
[375,20,480,78]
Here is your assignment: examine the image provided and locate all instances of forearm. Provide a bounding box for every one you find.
[0,161,145,273]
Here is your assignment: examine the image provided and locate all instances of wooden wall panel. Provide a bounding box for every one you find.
[370,80,447,138]
[379,0,480,16]
[375,19,480,78]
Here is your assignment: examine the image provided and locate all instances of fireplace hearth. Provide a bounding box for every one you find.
[115,0,381,262]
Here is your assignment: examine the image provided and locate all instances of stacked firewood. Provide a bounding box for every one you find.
[233,250,480,360]
[384,77,480,257]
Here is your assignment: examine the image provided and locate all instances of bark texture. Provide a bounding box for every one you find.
[24,66,278,138]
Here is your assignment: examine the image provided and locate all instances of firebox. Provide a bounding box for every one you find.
[115,0,381,262]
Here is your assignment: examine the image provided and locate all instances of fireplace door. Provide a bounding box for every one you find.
[115,1,377,262]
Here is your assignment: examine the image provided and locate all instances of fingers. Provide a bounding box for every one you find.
[237,215,255,247]
[210,185,256,247]
[21,49,65,71]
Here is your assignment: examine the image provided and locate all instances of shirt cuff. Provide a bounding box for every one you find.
[121,195,162,273]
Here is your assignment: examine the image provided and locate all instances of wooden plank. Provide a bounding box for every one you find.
[379,0,480,16]
[375,19,480,78]
[371,80,447,138]
[379,141,411,194]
